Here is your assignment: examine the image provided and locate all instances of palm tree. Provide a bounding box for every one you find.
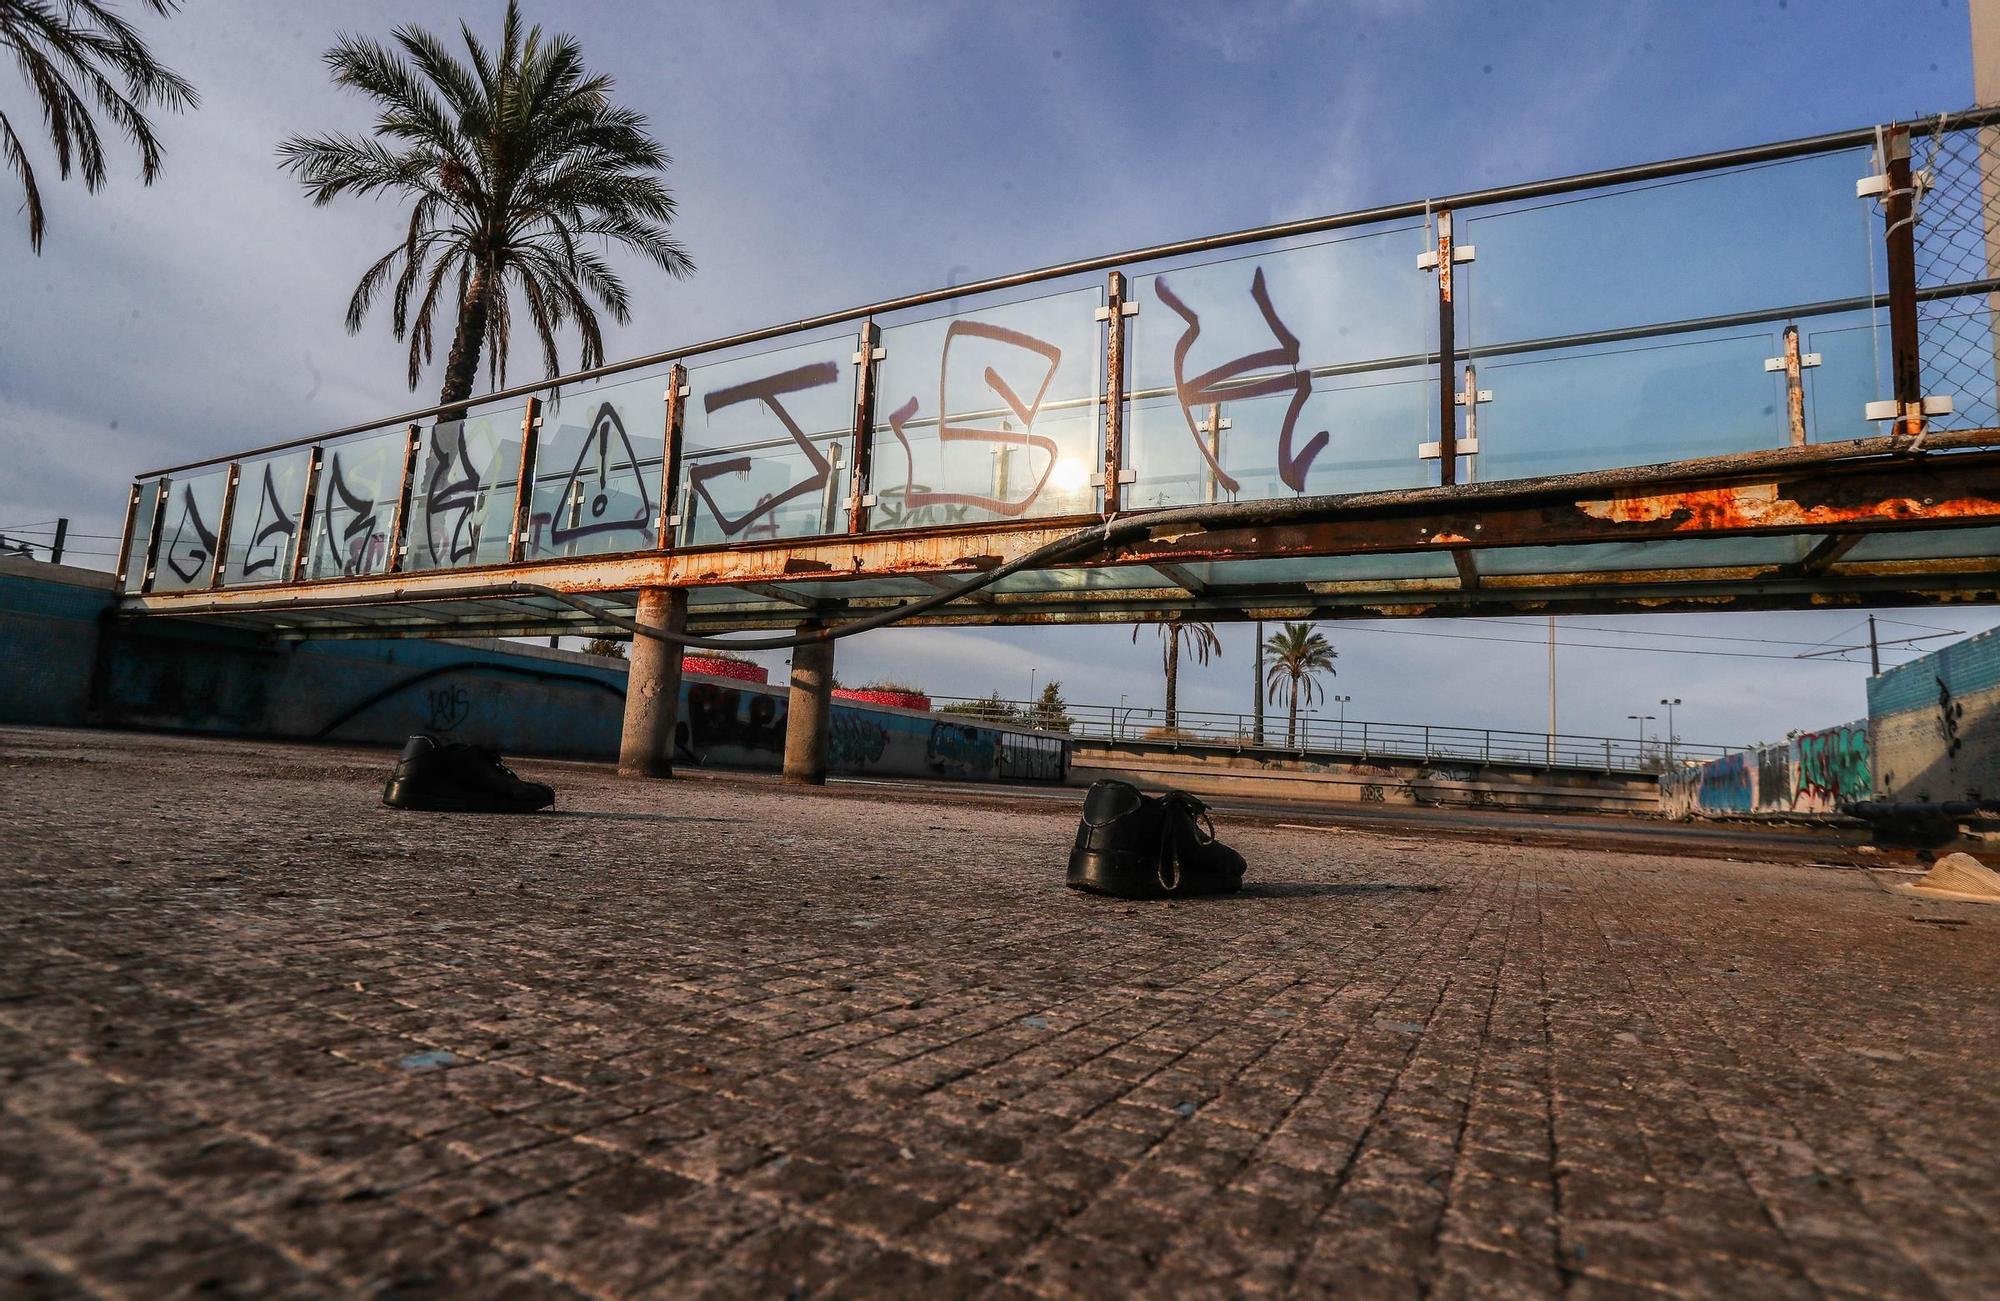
[2,0,197,251]
[1263,622,1337,748]
[277,2,693,407]
[1134,619,1221,733]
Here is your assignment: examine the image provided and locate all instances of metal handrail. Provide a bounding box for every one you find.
[136,107,2000,478]
[932,694,1736,774]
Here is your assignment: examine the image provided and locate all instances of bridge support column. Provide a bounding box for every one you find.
[618,587,688,778]
[783,630,835,785]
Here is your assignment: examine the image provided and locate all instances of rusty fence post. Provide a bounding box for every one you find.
[207,462,241,589]
[508,397,542,563]
[656,364,688,549]
[1782,324,1808,446]
[1101,270,1132,513]
[112,481,144,590]
[384,425,421,576]
[1434,210,1459,486]
[849,321,880,534]
[286,447,324,584]
[1883,124,1926,441]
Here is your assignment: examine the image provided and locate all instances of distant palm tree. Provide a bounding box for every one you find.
[1134,620,1221,733]
[277,1,693,407]
[1263,622,1337,748]
[2,0,197,251]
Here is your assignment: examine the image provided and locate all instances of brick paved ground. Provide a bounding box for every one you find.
[1,726,1996,1299]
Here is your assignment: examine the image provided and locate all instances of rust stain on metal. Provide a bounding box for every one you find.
[781,558,835,574]
[1577,483,2000,531]
[1428,531,1474,545]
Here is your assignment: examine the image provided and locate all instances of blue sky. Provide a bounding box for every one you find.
[1,0,1993,749]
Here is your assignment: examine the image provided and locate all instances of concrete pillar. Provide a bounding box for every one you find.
[617,587,688,777]
[783,630,835,785]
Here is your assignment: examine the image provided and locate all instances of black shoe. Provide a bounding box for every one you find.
[1068,779,1170,897]
[1159,791,1247,896]
[382,735,555,813]
[1067,780,1246,898]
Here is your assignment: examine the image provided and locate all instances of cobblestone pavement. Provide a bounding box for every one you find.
[2,727,1996,1299]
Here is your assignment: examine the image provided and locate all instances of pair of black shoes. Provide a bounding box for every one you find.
[1068,779,1246,899]
[382,735,555,813]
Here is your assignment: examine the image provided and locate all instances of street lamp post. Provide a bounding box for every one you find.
[1659,697,1682,766]
[1116,693,1127,741]
[1627,713,1657,765]
[1332,694,1352,748]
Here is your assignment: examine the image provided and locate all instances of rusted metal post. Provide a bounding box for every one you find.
[384,426,421,576]
[286,448,323,584]
[1435,210,1459,486]
[656,364,688,549]
[1103,271,1129,514]
[849,321,879,534]
[112,481,143,589]
[618,586,689,778]
[1883,125,1925,440]
[1782,324,1808,446]
[509,397,542,563]
[136,477,169,593]
[783,629,836,784]
[208,462,241,589]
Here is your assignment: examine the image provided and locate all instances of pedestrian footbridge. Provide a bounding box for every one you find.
[105,111,2000,778]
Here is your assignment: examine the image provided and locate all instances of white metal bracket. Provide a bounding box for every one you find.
[1094,302,1140,321]
[852,346,886,365]
[666,514,683,527]
[1855,174,1890,198]
[1864,396,1954,420]
[1453,389,1493,406]
[1763,353,1822,371]
[1416,246,1476,270]
[1418,438,1481,460]
[1090,469,1139,487]
[1196,416,1234,433]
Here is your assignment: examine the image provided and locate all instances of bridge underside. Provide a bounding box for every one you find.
[119,439,2000,641]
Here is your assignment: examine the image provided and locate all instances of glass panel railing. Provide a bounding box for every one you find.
[681,435,850,545]
[120,478,163,593]
[1464,150,1879,342]
[405,406,527,571]
[150,467,230,592]
[869,286,1102,529]
[1470,329,1789,481]
[302,427,409,580]
[1806,311,1892,444]
[221,449,313,585]
[680,336,855,546]
[525,372,668,560]
[1126,224,1433,506]
[1462,149,1881,478]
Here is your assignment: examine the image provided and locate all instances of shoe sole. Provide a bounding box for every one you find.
[382,780,553,814]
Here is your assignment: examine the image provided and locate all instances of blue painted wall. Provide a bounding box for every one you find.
[0,561,1066,782]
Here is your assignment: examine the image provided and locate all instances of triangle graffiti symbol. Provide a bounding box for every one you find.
[548,402,655,545]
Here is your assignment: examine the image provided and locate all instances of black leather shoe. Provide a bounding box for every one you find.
[1159,791,1246,896]
[382,735,555,813]
[1068,779,1169,897]
[1068,780,1245,898]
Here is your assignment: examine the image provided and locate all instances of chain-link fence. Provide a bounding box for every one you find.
[1913,115,2000,430]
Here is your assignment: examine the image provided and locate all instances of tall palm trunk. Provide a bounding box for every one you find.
[1287,678,1299,748]
[439,264,492,406]
[1164,631,1180,731]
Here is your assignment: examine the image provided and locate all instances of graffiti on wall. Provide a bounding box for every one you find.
[926,721,1000,779]
[1792,723,1869,810]
[543,403,654,548]
[1662,720,1872,818]
[829,714,889,767]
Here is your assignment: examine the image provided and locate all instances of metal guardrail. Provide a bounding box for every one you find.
[929,696,1732,775]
